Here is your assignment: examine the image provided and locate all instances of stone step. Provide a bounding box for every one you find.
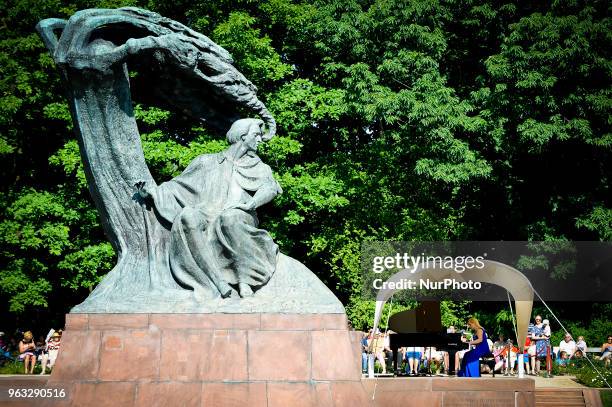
[536,397,584,402]
[535,389,585,407]
[536,394,583,399]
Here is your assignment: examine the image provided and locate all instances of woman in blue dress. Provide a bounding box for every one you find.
[457,318,490,377]
[530,316,550,375]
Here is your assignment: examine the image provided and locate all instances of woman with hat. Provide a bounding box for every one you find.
[18,331,36,374]
[40,330,62,375]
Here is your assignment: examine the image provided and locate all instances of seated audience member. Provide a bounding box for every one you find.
[454,332,469,374]
[40,330,62,375]
[559,333,577,359]
[361,331,369,373]
[370,331,387,374]
[498,339,519,376]
[575,336,587,354]
[405,346,424,376]
[493,334,507,373]
[35,335,46,361]
[433,348,446,373]
[573,350,584,359]
[601,335,612,367]
[0,332,13,362]
[383,331,394,371]
[493,334,506,350]
[558,351,569,367]
[438,326,456,374]
[480,336,496,375]
[18,331,36,374]
[9,337,18,354]
[423,347,444,374]
[508,340,520,375]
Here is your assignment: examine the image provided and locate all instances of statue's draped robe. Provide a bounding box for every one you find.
[151,150,281,296]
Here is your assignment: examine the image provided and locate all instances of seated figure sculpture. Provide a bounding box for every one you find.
[138,118,281,299]
[35,7,344,313]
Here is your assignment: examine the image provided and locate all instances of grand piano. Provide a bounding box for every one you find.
[387,301,468,375]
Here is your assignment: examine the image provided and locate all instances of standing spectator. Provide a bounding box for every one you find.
[601,335,612,367]
[40,331,61,375]
[576,336,587,354]
[541,319,552,366]
[522,336,532,375]
[542,319,552,339]
[19,331,36,374]
[530,315,550,375]
[559,333,576,359]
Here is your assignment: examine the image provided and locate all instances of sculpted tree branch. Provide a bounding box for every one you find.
[37,7,342,314]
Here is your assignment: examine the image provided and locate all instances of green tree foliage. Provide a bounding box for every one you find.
[0,0,609,331]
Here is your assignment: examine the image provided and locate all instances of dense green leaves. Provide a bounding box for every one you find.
[0,0,609,329]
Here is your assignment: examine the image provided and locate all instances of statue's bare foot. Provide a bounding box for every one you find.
[238,283,253,298]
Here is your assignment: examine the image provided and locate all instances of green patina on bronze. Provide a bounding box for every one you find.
[36,7,344,314]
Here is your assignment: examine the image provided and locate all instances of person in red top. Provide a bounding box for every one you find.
[523,337,532,375]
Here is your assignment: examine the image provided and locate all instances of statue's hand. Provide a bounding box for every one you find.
[135,181,150,199]
[224,200,256,212]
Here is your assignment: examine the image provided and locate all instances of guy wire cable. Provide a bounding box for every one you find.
[533,287,611,389]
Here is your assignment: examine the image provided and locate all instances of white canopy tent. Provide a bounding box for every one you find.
[370,260,534,352]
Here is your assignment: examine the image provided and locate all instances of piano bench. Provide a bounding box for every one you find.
[479,356,496,377]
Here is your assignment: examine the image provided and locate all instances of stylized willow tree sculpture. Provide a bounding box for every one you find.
[35,8,313,312]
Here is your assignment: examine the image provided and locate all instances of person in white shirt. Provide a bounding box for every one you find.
[40,330,61,375]
[487,338,494,352]
[559,333,577,359]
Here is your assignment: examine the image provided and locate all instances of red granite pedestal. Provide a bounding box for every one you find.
[28,313,536,407]
[45,313,368,407]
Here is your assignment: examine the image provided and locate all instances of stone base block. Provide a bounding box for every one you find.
[20,313,536,406]
[42,313,366,406]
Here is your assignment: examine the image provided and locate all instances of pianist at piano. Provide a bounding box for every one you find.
[456,317,490,377]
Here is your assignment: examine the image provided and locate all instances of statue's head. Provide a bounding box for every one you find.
[226,118,265,152]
